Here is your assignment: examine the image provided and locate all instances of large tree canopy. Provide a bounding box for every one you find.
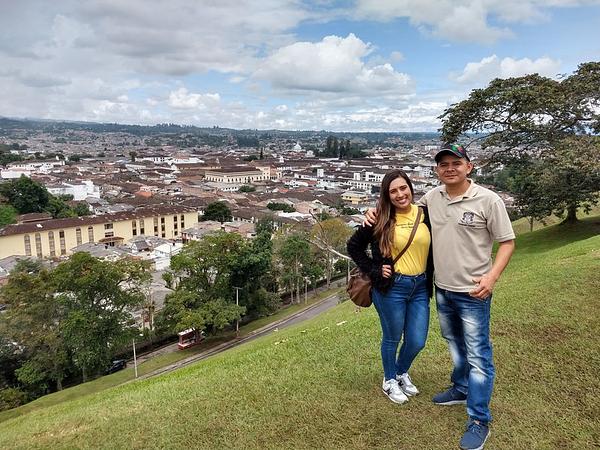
[440,61,600,222]
[201,201,232,223]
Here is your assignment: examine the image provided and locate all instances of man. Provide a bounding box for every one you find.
[365,144,515,450]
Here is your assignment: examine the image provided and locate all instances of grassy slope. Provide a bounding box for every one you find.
[0,218,599,449]
[0,287,342,424]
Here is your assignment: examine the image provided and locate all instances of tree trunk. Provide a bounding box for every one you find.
[529,217,534,233]
[82,366,87,383]
[563,204,578,224]
[56,377,63,391]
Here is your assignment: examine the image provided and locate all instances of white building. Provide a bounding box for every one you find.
[47,181,101,201]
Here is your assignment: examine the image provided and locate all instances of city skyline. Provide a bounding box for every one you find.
[1,0,599,132]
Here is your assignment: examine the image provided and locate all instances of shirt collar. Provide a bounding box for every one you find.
[440,179,477,200]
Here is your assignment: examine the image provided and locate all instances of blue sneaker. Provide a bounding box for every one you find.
[460,419,490,450]
[432,386,467,405]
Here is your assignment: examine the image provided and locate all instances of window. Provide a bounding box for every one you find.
[132,220,137,236]
[88,226,95,243]
[59,230,66,255]
[76,228,82,246]
[104,223,113,230]
[48,231,56,257]
[154,217,159,236]
[181,214,185,228]
[35,233,42,258]
[139,219,145,235]
[105,231,114,238]
[24,235,32,256]
[173,215,178,230]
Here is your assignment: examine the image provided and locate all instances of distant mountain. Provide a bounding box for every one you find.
[0,117,440,143]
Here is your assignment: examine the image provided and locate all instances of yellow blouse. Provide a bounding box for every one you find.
[392,204,431,275]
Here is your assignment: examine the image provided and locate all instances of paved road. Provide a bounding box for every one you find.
[135,292,341,381]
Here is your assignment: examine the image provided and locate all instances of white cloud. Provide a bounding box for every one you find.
[168,88,220,110]
[255,34,413,95]
[453,55,561,84]
[352,0,599,43]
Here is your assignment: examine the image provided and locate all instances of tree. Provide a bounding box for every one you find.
[129,151,137,162]
[238,185,256,193]
[51,253,151,381]
[159,232,246,334]
[1,267,70,394]
[310,218,353,288]
[45,196,76,219]
[0,205,17,227]
[267,202,295,213]
[73,202,91,216]
[202,201,232,223]
[440,62,600,223]
[275,233,312,303]
[0,176,50,214]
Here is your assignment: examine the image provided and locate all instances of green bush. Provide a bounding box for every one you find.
[0,388,28,412]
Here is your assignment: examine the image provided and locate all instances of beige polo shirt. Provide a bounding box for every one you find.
[418,181,515,293]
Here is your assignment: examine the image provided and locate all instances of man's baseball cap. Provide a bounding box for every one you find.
[434,144,470,163]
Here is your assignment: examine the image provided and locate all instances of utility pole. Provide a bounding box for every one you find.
[233,286,241,337]
[133,338,138,378]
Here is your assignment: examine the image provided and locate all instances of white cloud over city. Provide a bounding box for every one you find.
[0,0,598,131]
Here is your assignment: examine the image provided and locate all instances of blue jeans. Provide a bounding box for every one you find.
[372,273,430,381]
[436,288,495,424]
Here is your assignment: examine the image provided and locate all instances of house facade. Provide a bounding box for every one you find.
[0,206,198,259]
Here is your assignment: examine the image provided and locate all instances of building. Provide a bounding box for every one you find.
[0,206,198,259]
[204,168,267,184]
[342,191,370,204]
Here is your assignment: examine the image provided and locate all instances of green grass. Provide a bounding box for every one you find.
[0,286,343,424]
[1,219,599,449]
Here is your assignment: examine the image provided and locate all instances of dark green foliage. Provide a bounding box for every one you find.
[0,205,17,227]
[238,185,256,192]
[45,196,76,219]
[267,202,295,213]
[202,201,233,223]
[440,61,600,222]
[0,253,151,400]
[51,253,150,380]
[321,136,367,158]
[0,388,27,412]
[0,144,24,166]
[72,203,91,216]
[0,176,50,214]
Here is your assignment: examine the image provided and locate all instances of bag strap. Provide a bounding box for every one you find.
[391,207,423,266]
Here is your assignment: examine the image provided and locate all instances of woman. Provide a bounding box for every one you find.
[347,170,433,404]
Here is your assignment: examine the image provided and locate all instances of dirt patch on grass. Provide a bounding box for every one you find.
[494,321,575,344]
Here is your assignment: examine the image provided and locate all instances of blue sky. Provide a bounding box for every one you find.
[0,0,599,131]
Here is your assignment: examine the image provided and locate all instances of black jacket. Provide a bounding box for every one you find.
[346,207,434,298]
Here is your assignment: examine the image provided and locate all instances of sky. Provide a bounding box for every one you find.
[1,0,599,132]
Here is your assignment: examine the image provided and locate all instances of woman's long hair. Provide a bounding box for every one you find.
[373,170,415,258]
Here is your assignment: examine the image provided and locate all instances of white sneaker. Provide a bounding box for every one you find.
[396,372,419,396]
[382,378,409,404]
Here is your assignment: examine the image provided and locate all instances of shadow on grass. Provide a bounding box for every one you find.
[514,216,600,254]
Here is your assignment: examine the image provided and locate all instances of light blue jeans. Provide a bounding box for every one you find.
[436,288,495,424]
[371,273,430,381]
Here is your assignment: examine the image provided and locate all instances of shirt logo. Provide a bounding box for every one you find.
[459,211,475,227]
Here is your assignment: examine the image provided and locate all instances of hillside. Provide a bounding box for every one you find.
[0,218,598,449]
